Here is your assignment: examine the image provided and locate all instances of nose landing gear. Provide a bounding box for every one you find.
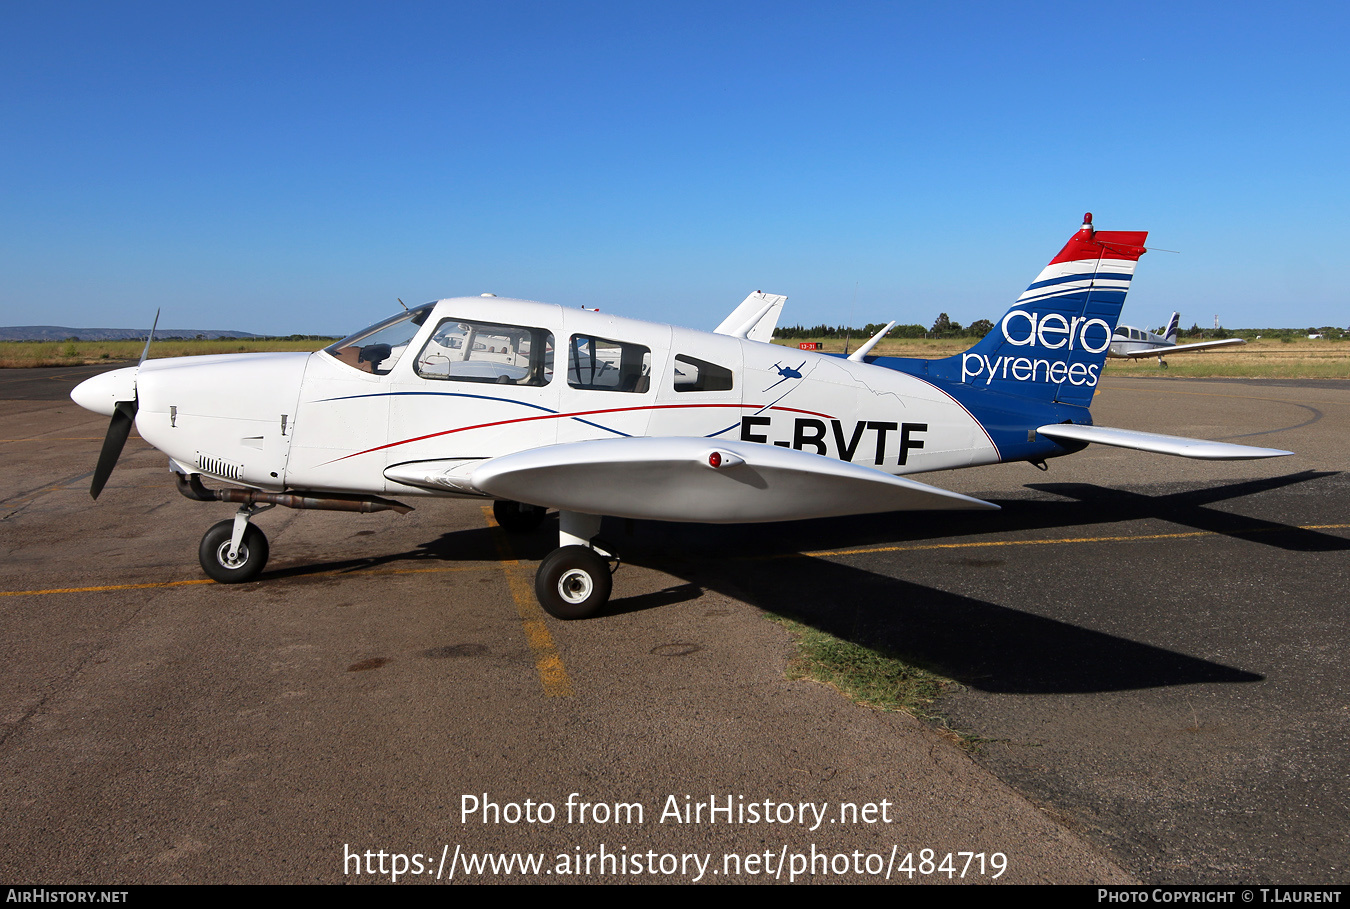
[199,508,271,583]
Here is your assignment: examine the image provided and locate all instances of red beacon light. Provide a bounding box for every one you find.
[703,449,744,469]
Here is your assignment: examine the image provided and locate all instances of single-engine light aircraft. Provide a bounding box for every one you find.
[71,214,1291,619]
[1109,312,1247,367]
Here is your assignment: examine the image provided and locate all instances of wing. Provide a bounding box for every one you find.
[714,291,787,342]
[467,437,997,522]
[1120,338,1246,358]
[1036,424,1292,460]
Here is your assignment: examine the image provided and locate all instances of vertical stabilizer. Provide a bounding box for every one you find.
[1164,312,1180,344]
[715,291,787,342]
[927,213,1148,407]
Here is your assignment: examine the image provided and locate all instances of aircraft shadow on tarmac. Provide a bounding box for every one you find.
[618,471,1338,694]
[615,470,1343,559]
[685,558,1263,696]
[256,471,1343,694]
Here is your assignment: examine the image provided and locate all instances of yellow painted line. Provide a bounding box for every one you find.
[480,504,573,698]
[751,523,1350,561]
[0,563,489,598]
[1,578,217,596]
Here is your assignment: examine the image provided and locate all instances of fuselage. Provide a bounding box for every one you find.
[1108,323,1172,358]
[112,297,1066,497]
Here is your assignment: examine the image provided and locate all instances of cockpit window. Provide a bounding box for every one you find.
[326,304,434,375]
[415,319,554,386]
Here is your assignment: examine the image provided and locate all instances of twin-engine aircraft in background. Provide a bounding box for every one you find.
[1109,311,1247,366]
[71,214,1291,619]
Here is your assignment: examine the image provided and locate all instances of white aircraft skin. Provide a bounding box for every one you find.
[70,215,1292,619]
[1109,312,1247,366]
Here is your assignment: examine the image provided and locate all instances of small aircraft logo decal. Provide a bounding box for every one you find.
[763,361,806,393]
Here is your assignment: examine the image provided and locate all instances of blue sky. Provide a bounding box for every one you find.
[3,1,1347,335]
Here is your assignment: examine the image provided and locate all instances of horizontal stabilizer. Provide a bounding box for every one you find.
[848,321,897,362]
[470,437,998,523]
[1036,424,1293,460]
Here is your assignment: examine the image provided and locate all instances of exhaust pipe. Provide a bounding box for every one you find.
[176,472,413,514]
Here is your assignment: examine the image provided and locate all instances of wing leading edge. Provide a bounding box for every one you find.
[469,436,997,522]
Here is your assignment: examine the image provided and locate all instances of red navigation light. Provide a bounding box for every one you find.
[708,452,722,468]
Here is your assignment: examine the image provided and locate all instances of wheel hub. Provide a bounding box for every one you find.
[557,568,593,604]
[215,541,249,569]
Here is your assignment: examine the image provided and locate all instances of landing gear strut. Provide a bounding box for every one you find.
[533,511,615,620]
[179,472,412,584]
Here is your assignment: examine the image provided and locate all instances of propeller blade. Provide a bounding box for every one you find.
[90,400,137,499]
[139,309,159,366]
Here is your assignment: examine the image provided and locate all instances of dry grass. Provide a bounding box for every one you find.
[774,336,977,358]
[0,338,333,368]
[1102,338,1350,379]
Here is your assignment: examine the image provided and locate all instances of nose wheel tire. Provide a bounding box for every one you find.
[199,520,269,583]
[535,546,612,620]
[492,498,548,534]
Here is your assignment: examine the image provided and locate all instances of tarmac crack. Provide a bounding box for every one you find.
[0,593,155,755]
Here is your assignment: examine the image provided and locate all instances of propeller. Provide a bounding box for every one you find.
[88,309,158,499]
[90,401,137,498]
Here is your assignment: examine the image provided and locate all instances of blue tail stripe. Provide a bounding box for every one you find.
[1024,271,1133,292]
[1016,287,1129,307]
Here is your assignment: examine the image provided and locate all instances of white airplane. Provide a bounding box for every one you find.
[1109,312,1246,366]
[70,214,1291,619]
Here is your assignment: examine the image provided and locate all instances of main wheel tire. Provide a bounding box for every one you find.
[199,520,269,583]
[534,546,612,620]
[493,498,548,533]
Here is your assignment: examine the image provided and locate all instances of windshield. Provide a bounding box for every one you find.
[325,303,435,374]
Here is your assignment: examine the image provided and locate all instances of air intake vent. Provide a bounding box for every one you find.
[197,452,243,481]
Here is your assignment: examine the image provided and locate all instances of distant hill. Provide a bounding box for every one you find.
[0,326,259,341]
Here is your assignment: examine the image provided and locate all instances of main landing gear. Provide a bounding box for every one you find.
[492,498,548,533]
[535,546,612,620]
[188,481,615,621]
[494,505,617,621]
